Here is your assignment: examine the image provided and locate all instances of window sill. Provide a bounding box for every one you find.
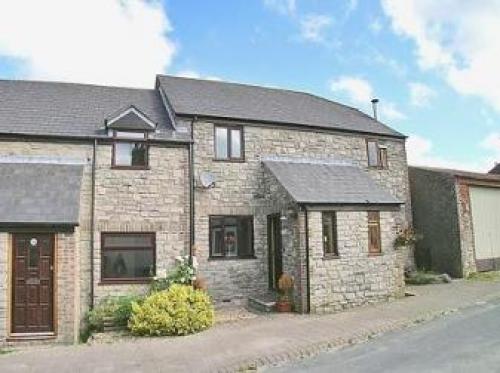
[368,253,383,257]
[208,256,257,261]
[99,278,153,285]
[111,166,150,170]
[212,158,246,163]
[322,255,340,260]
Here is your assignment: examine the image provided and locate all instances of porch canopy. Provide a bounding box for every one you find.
[0,162,84,228]
[263,159,401,209]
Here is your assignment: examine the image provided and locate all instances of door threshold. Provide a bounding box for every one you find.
[7,332,56,341]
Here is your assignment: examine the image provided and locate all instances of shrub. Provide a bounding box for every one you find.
[394,226,422,249]
[86,295,143,333]
[150,255,196,293]
[128,284,214,336]
[405,271,448,285]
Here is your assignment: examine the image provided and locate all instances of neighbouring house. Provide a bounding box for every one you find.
[409,166,500,278]
[0,76,411,345]
[489,163,500,174]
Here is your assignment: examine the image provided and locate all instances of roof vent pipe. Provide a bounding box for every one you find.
[371,98,379,120]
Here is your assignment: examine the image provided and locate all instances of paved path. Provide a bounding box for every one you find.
[267,297,500,372]
[1,280,500,373]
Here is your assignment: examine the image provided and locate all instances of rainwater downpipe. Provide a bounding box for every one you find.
[90,138,96,309]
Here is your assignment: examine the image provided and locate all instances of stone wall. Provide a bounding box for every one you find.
[307,210,405,313]
[192,120,411,306]
[455,182,477,277]
[93,143,190,302]
[408,167,463,277]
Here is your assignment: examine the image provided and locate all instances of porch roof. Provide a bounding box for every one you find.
[0,162,84,226]
[263,159,401,205]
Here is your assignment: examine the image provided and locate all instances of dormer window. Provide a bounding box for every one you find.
[112,130,148,169]
[105,105,156,170]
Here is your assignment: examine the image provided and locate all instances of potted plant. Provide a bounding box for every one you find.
[276,273,294,312]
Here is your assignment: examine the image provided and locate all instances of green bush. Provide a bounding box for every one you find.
[128,284,214,336]
[86,295,143,333]
[150,255,196,293]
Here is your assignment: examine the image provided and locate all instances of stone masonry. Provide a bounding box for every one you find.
[190,119,411,309]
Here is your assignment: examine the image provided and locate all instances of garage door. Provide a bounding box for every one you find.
[470,186,500,271]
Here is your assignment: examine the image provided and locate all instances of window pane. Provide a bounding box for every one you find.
[368,212,381,254]
[131,143,147,166]
[230,129,241,158]
[367,141,379,167]
[103,234,153,248]
[115,142,133,166]
[114,142,147,167]
[28,239,39,268]
[215,127,228,159]
[102,249,154,278]
[212,228,225,256]
[380,148,388,168]
[322,212,338,256]
[224,226,238,257]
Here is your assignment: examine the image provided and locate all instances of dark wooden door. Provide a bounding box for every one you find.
[267,214,283,290]
[12,234,54,334]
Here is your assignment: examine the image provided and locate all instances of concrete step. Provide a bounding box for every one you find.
[248,293,277,313]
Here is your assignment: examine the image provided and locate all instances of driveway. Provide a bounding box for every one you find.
[1,280,500,372]
[267,297,500,373]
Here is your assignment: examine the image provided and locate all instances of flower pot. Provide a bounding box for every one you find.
[275,300,292,312]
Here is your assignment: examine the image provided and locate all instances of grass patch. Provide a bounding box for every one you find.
[467,271,500,282]
[0,348,13,355]
[405,271,447,285]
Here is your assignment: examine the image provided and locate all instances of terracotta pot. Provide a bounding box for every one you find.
[275,300,292,312]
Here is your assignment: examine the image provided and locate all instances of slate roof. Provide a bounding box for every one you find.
[157,75,405,138]
[0,79,189,142]
[0,163,84,225]
[410,166,500,182]
[263,159,401,205]
[489,163,500,174]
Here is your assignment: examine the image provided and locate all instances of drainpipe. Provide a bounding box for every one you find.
[304,207,311,314]
[90,139,96,309]
[188,117,197,262]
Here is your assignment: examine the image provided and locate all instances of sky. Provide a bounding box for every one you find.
[0,0,499,172]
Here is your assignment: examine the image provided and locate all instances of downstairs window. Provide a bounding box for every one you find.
[209,216,254,259]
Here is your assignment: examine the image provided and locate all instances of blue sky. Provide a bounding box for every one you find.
[1,0,499,171]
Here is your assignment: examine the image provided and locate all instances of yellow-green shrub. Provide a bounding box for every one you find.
[128,284,214,336]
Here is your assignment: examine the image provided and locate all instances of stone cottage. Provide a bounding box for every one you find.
[0,75,411,344]
[410,166,500,277]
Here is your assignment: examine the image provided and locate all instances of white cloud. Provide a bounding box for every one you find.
[407,134,492,172]
[175,70,222,81]
[329,76,405,121]
[382,0,500,111]
[409,82,436,107]
[263,0,296,16]
[299,14,333,43]
[369,18,383,34]
[0,0,176,88]
[330,76,374,105]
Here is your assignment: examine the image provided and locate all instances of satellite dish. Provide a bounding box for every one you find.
[199,171,216,189]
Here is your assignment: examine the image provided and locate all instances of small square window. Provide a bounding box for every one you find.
[366,139,388,169]
[214,125,244,161]
[209,216,254,258]
[101,233,155,283]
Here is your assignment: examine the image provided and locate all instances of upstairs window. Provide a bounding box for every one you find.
[368,211,382,255]
[111,130,149,169]
[366,139,388,169]
[214,125,244,161]
[322,212,339,257]
[209,216,254,259]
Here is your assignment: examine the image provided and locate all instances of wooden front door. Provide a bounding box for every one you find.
[268,214,283,290]
[12,233,54,334]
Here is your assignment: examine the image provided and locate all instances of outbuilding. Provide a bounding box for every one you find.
[409,166,500,277]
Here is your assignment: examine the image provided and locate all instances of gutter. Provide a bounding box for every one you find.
[304,206,311,314]
[90,139,96,309]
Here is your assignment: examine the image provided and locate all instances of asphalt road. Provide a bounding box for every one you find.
[267,299,500,373]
